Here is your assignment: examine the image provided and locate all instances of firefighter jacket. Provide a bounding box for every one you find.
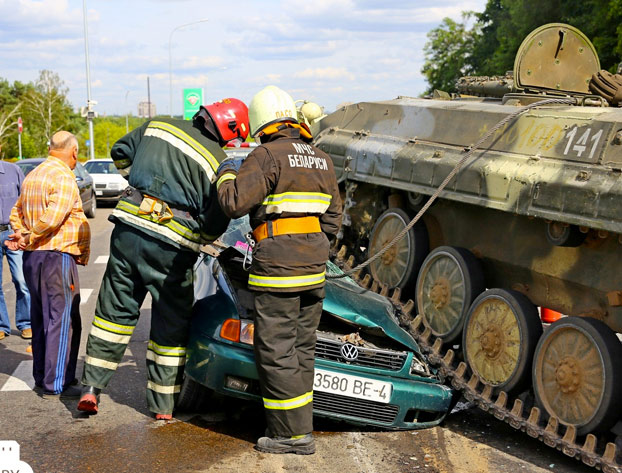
[110,118,230,252]
[216,127,342,292]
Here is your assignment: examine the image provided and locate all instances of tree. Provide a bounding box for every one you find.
[24,70,74,148]
[0,79,23,156]
[423,0,622,93]
[421,15,477,94]
[93,119,127,159]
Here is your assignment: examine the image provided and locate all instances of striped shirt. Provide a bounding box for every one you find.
[10,156,91,265]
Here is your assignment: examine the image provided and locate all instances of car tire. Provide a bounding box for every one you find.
[176,375,212,412]
[85,192,97,219]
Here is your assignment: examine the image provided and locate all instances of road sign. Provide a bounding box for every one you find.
[17,117,22,134]
[183,88,204,120]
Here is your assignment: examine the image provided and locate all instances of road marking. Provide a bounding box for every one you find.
[80,288,94,305]
[94,255,109,264]
[1,360,34,391]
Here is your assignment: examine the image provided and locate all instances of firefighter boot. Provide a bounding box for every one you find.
[255,434,315,455]
[77,386,101,414]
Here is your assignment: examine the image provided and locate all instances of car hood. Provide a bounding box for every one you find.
[194,253,419,353]
[324,262,419,352]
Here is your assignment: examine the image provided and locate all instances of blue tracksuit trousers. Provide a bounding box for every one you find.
[23,251,81,394]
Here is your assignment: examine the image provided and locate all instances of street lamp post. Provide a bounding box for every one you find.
[82,0,96,160]
[168,18,209,118]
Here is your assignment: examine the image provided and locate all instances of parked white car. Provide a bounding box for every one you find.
[84,159,128,202]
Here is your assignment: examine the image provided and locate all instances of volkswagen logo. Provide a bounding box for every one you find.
[340,343,359,361]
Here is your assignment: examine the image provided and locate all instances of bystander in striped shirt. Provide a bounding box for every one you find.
[10,156,90,265]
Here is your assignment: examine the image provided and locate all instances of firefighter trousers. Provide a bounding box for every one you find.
[81,223,197,415]
[253,287,325,437]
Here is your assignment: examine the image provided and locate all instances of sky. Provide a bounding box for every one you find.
[0,0,487,117]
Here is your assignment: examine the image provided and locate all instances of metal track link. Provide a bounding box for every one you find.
[332,246,622,473]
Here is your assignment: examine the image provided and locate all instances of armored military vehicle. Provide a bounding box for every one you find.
[314,23,622,471]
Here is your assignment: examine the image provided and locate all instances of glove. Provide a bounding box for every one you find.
[589,70,622,105]
[216,156,245,175]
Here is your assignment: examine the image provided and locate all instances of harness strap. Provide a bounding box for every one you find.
[122,187,197,222]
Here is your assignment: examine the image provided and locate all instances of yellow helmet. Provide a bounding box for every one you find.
[248,86,298,137]
[300,101,324,123]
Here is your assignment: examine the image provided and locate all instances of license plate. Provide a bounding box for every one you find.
[313,368,392,403]
[95,190,103,196]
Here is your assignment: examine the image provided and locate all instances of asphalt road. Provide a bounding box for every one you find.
[0,206,594,473]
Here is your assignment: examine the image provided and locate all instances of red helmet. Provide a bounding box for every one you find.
[201,98,249,142]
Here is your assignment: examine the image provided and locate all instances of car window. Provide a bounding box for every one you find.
[16,162,40,175]
[85,161,118,174]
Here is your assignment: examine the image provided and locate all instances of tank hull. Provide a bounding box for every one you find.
[316,97,622,332]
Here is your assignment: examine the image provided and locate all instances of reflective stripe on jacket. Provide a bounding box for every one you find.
[216,127,342,292]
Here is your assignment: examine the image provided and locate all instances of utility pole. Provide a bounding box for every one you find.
[82,0,96,160]
[17,117,23,160]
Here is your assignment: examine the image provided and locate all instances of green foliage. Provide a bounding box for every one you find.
[422,0,622,92]
[0,71,85,159]
[0,70,150,161]
[23,70,79,153]
[421,16,476,94]
[79,115,147,160]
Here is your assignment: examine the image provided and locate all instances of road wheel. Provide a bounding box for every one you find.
[463,288,542,394]
[176,375,212,412]
[85,192,97,219]
[533,317,622,435]
[416,246,485,343]
[368,208,428,290]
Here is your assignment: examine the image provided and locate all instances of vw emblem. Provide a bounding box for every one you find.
[340,343,359,361]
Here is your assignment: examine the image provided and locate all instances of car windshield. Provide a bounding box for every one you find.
[84,161,118,174]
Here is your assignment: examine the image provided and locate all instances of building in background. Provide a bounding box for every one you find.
[138,100,156,118]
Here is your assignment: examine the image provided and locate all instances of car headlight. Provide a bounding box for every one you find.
[220,318,254,345]
[410,354,432,377]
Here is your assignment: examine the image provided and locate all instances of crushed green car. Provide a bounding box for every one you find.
[180,218,453,430]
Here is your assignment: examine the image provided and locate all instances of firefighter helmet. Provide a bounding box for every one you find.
[196,98,249,142]
[248,86,298,137]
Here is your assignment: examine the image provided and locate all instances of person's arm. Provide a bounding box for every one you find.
[198,184,230,243]
[7,195,26,250]
[216,148,276,219]
[28,173,79,245]
[320,172,343,240]
[110,121,148,178]
[9,194,24,234]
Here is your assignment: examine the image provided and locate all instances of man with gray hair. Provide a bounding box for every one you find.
[7,130,91,398]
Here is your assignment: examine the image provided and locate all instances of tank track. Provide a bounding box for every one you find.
[332,246,622,473]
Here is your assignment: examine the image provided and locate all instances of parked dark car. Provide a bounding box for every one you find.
[179,217,454,430]
[15,158,97,218]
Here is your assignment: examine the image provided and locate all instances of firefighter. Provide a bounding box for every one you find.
[78,98,249,420]
[216,86,342,454]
